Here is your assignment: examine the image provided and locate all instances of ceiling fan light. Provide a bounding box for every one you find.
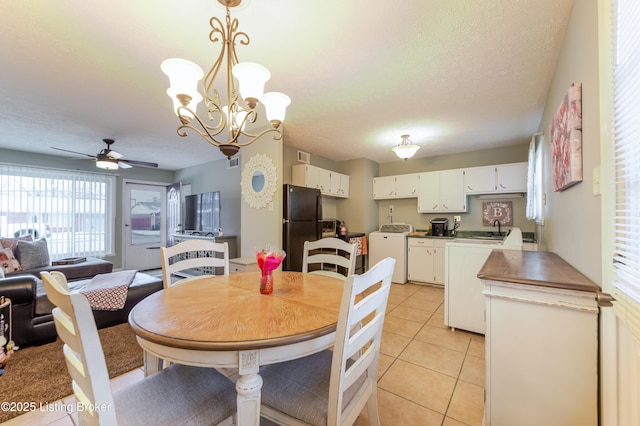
[261,92,291,127]
[232,62,270,108]
[96,155,119,170]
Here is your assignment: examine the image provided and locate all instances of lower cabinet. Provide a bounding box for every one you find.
[483,279,598,426]
[229,257,259,273]
[407,238,445,285]
[480,251,599,426]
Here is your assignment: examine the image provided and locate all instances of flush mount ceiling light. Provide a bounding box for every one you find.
[161,0,291,159]
[392,134,421,160]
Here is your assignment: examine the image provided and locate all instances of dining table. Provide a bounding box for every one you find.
[128,270,345,426]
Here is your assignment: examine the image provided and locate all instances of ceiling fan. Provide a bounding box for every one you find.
[51,139,159,170]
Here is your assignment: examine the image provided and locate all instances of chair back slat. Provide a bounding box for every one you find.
[302,238,358,279]
[40,271,118,425]
[327,257,395,425]
[343,344,377,390]
[351,291,387,325]
[345,313,383,360]
[161,240,229,287]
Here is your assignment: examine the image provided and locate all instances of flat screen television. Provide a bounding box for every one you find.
[183,191,221,235]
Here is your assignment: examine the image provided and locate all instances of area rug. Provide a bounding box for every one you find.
[0,323,143,422]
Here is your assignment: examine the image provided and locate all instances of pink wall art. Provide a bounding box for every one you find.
[549,82,583,191]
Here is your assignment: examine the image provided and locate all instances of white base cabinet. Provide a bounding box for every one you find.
[229,257,259,273]
[407,238,445,285]
[483,280,598,426]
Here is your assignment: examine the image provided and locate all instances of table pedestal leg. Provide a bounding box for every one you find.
[236,350,262,426]
[143,350,163,377]
[236,372,263,426]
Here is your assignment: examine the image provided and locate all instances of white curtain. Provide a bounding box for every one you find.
[525,135,540,221]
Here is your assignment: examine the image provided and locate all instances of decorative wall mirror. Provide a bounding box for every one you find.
[241,154,277,209]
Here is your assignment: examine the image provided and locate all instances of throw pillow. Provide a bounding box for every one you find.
[0,248,22,275]
[15,238,50,270]
[0,235,33,250]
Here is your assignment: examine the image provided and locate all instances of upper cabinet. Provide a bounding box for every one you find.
[373,173,419,199]
[496,163,528,193]
[463,166,496,193]
[330,172,349,197]
[292,164,349,198]
[463,162,528,194]
[417,169,466,213]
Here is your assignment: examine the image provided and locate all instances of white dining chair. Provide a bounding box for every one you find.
[302,237,358,280]
[40,271,237,426]
[160,239,229,288]
[259,256,396,426]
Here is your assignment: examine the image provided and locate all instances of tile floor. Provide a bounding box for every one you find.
[4,282,485,426]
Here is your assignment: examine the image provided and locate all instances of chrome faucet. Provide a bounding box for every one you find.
[493,219,502,236]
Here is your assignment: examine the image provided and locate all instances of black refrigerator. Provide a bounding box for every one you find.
[282,184,322,271]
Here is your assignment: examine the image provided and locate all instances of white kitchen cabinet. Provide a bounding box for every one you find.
[463,162,528,194]
[417,169,466,213]
[330,172,349,198]
[407,237,446,285]
[444,239,522,334]
[372,173,419,199]
[480,251,599,426]
[433,239,445,284]
[496,162,528,192]
[229,257,259,273]
[463,166,496,193]
[292,164,349,198]
[395,173,419,198]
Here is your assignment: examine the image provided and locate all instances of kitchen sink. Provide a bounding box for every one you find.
[469,235,504,241]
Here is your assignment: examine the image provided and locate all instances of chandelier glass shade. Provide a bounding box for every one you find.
[392,134,421,160]
[161,0,290,159]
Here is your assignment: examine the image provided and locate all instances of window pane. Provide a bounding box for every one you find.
[0,163,115,259]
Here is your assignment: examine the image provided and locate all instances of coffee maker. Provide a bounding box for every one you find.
[430,218,449,236]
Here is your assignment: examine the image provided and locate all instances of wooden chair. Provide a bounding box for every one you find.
[160,239,229,288]
[302,237,358,280]
[40,271,237,426]
[259,257,396,426]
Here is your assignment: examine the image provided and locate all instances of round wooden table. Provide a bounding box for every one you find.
[128,271,344,426]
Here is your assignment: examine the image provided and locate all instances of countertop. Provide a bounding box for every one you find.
[408,229,537,243]
[477,250,599,293]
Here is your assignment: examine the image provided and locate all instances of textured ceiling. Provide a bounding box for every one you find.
[0,0,574,170]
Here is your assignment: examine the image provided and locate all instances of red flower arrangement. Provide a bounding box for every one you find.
[255,247,286,294]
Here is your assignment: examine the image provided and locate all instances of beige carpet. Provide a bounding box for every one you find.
[0,323,143,422]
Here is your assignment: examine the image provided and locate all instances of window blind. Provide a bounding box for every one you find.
[0,163,115,259]
[612,0,640,303]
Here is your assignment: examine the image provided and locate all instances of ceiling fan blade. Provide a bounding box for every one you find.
[107,150,124,159]
[118,161,133,169]
[119,159,159,168]
[51,146,96,158]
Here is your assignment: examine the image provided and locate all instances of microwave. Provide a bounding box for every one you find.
[321,219,340,238]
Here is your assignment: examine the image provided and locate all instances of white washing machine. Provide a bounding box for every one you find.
[368,223,413,284]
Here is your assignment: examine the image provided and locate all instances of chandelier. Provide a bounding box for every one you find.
[161,0,291,159]
[392,134,421,160]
